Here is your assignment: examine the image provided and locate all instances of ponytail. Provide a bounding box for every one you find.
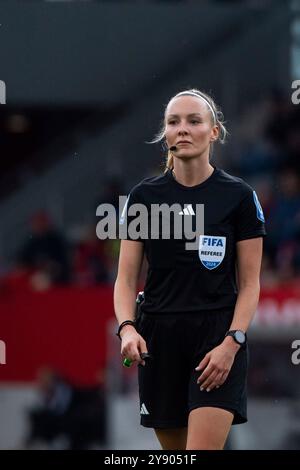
[165,150,174,172]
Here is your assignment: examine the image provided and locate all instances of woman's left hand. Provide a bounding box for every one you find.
[195,337,240,391]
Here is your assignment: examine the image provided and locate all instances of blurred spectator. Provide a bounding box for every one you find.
[26,367,107,450]
[232,89,300,286]
[95,176,125,218]
[73,225,109,286]
[265,168,300,280]
[236,90,289,179]
[284,108,300,175]
[17,211,71,286]
[25,368,73,448]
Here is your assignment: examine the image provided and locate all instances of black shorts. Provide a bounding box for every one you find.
[137,308,248,429]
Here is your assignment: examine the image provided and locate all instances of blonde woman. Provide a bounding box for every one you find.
[114,89,266,450]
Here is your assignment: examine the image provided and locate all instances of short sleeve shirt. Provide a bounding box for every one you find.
[119,167,266,314]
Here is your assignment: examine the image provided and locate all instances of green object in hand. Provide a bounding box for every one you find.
[123,358,133,368]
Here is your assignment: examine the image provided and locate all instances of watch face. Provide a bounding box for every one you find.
[235,330,246,344]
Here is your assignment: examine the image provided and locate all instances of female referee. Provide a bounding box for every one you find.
[113,89,266,450]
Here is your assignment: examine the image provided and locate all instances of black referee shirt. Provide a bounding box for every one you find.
[119,167,266,314]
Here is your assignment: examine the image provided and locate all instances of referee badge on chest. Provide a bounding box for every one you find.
[198,235,226,270]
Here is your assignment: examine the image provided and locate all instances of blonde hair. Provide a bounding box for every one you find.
[148,88,228,172]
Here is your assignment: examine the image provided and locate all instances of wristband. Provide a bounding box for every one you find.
[116,320,136,340]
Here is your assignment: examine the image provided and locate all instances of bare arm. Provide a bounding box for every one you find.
[226,237,263,338]
[114,240,147,364]
[114,239,144,325]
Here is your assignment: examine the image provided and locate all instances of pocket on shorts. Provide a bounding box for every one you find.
[136,313,151,337]
[136,314,157,349]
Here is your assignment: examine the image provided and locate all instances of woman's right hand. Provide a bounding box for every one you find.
[120,325,148,366]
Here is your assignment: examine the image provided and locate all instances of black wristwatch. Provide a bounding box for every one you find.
[225,330,247,347]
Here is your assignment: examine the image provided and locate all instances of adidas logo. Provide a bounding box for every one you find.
[179,204,195,216]
[140,403,150,415]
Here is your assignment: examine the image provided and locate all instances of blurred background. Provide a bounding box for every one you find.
[0,0,300,450]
